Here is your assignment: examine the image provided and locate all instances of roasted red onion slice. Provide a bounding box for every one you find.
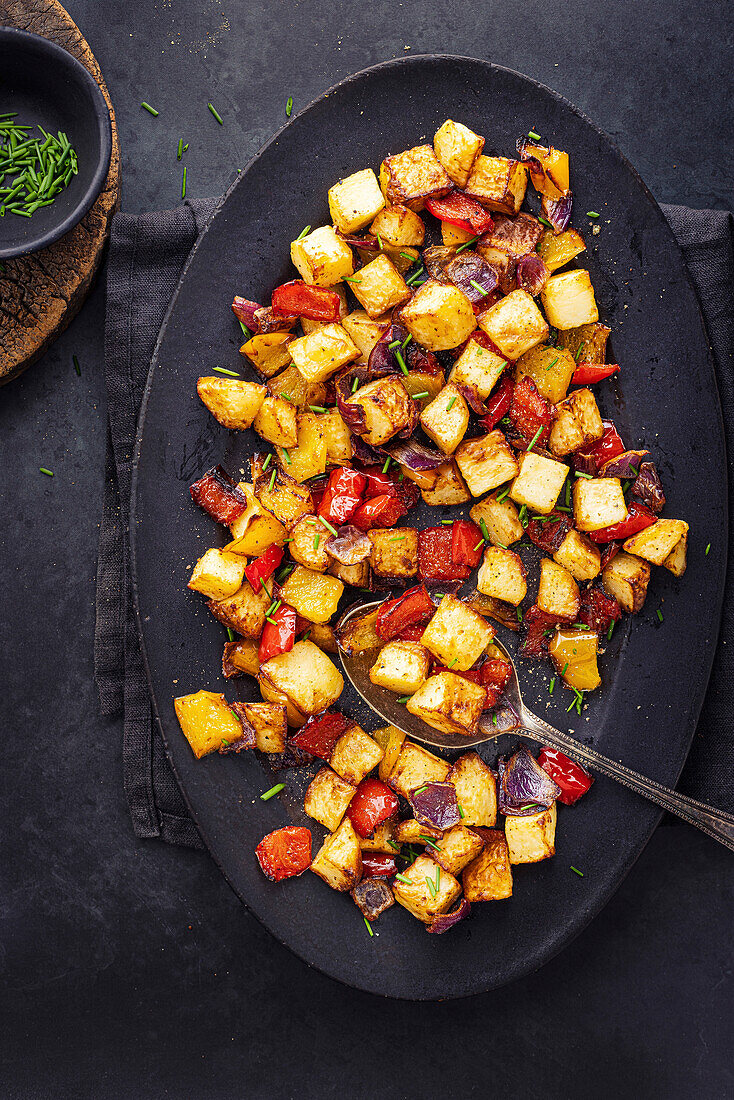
[423,245,456,280]
[515,253,549,295]
[632,461,666,513]
[409,782,461,830]
[335,371,369,436]
[338,231,379,251]
[498,745,561,815]
[231,296,261,333]
[541,192,573,233]
[427,898,471,934]
[253,305,298,333]
[368,323,411,378]
[457,383,488,416]
[385,438,446,471]
[599,449,649,479]
[444,252,498,304]
[325,525,372,565]
[350,433,387,466]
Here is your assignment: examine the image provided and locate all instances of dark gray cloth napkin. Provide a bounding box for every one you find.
[95,201,733,847]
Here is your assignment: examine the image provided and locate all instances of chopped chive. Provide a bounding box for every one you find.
[441,519,454,526]
[351,377,359,392]
[479,518,490,544]
[72,354,81,376]
[402,334,412,348]
[705,543,711,555]
[382,456,391,473]
[586,211,599,219]
[282,449,291,465]
[458,804,465,819]
[470,279,489,297]
[395,349,408,376]
[279,393,293,403]
[448,658,458,668]
[396,695,411,704]
[388,339,401,349]
[265,599,278,617]
[177,138,183,160]
[496,485,511,504]
[181,165,187,199]
[574,345,584,361]
[545,356,559,372]
[395,873,411,885]
[238,319,252,338]
[313,533,321,551]
[318,515,338,537]
[561,661,569,675]
[455,235,479,254]
[575,470,593,479]
[538,216,553,229]
[213,366,240,377]
[412,391,429,398]
[260,783,285,801]
[39,467,54,477]
[207,102,224,125]
[549,677,556,695]
[308,405,327,413]
[446,394,457,411]
[518,504,528,528]
[343,276,362,284]
[296,224,311,240]
[565,480,571,507]
[607,621,615,641]
[492,713,498,726]
[570,866,585,877]
[399,251,417,261]
[421,837,441,852]
[285,96,293,118]
[302,629,311,641]
[226,627,236,642]
[526,425,543,453]
[375,231,383,250]
[388,840,401,851]
[389,536,406,542]
[516,606,523,622]
[425,876,437,899]
[262,453,272,471]
[413,785,428,795]
[141,102,159,116]
[656,608,663,623]
[435,865,441,892]
[269,469,277,491]
[364,917,374,936]
[473,539,485,552]
[566,697,577,712]
[528,129,541,141]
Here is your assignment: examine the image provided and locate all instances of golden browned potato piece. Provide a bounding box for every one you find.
[433,119,485,187]
[346,376,416,447]
[476,547,527,607]
[188,549,246,600]
[368,527,419,581]
[388,741,450,799]
[455,430,519,498]
[432,824,485,876]
[623,518,689,566]
[573,477,627,532]
[369,640,431,695]
[330,724,384,785]
[406,672,487,736]
[505,803,557,864]
[328,168,385,234]
[449,338,507,398]
[549,388,604,457]
[399,279,476,352]
[289,323,360,384]
[477,289,549,359]
[197,378,266,429]
[207,581,270,638]
[349,253,410,319]
[420,595,493,672]
[537,558,580,621]
[470,493,524,548]
[553,529,601,582]
[174,690,245,759]
[419,383,470,455]
[602,551,651,613]
[379,144,453,211]
[290,225,354,286]
[253,394,298,448]
[448,751,497,826]
[392,854,461,922]
[310,817,363,891]
[541,270,599,330]
[462,829,513,900]
[370,203,425,248]
[259,640,344,716]
[304,767,357,832]
[464,155,528,214]
[233,701,288,753]
[510,452,570,515]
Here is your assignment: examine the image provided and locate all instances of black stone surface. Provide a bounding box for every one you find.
[1,0,732,1094]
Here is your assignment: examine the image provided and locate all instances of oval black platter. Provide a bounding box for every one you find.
[131,56,727,999]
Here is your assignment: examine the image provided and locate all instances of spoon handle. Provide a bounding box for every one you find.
[520,707,734,853]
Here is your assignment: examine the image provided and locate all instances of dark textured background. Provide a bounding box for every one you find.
[1,1,732,1096]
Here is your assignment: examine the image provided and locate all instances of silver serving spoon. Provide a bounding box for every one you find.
[337,599,734,852]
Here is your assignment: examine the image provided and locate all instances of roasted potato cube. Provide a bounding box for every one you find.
[394,818,443,844]
[388,740,450,800]
[174,690,244,759]
[304,767,356,831]
[573,477,627,532]
[420,595,493,672]
[514,344,576,404]
[448,751,497,826]
[406,672,487,736]
[341,309,390,363]
[349,253,410,319]
[253,394,298,448]
[310,816,363,891]
[470,493,524,547]
[369,640,431,694]
[602,550,651,613]
[554,528,601,581]
[222,636,260,678]
[225,483,287,556]
[370,203,425,247]
[289,323,360,384]
[663,530,688,577]
[465,155,528,214]
[420,460,471,505]
[359,818,398,853]
[510,452,570,515]
[399,279,476,351]
[478,289,549,359]
[319,407,353,465]
[258,678,308,729]
[441,221,475,246]
[550,388,604,457]
[536,228,586,273]
[328,168,385,233]
[449,337,507,398]
[197,377,266,430]
[557,321,611,363]
[432,824,485,875]
[462,830,513,901]
[207,580,269,637]
[541,269,599,330]
[275,412,327,483]
[330,724,384,785]
[259,639,344,716]
[234,701,287,753]
[537,558,580,620]
[623,518,689,566]
[289,515,331,572]
[455,430,519,497]
[346,376,415,446]
[279,565,343,623]
[402,369,446,408]
[549,629,601,691]
[392,855,461,922]
[268,363,327,409]
[335,607,380,656]
[240,331,293,377]
[290,225,354,287]
[505,802,557,864]
[379,144,453,211]
[419,383,470,455]
[433,118,485,187]
[476,547,527,606]
[188,548,246,600]
[371,724,407,783]
[368,526,418,580]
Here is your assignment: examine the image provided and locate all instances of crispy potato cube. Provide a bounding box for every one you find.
[225,483,287,556]
[462,830,513,900]
[510,451,570,515]
[240,332,293,377]
[602,551,651,613]
[392,855,461,922]
[207,580,269,637]
[279,565,343,623]
[536,228,586,273]
[235,701,287,753]
[369,640,431,694]
[379,145,453,211]
[328,168,385,233]
[259,639,344,716]
[253,394,298,448]
[310,816,363,891]
[368,527,418,580]
[223,636,260,678]
[196,378,266,430]
[319,407,353,464]
[433,118,485,187]
[268,363,327,410]
[455,430,519,497]
[420,460,471,505]
[349,253,410,319]
[537,558,580,620]
[304,767,356,831]
[465,155,528,214]
[341,309,390,363]
[289,515,331,572]
[477,547,527,606]
[290,225,354,287]
[433,824,485,875]
[346,376,415,446]
[370,203,425,247]
[420,595,493,672]
[573,477,627,532]
[330,724,384,785]
[554,528,601,581]
[359,818,398,853]
[442,221,475,246]
[371,724,407,783]
[541,269,599,330]
[470,493,524,547]
[188,548,246,599]
[406,672,487,736]
[663,530,688,577]
[394,818,443,843]
[399,279,475,352]
[550,388,604,457]
[623,518,689,565]
[174,690,244,759]
[275,412,327,483]
[478,289,549,359]
[388,741,450,800]
[419,383,470,455]
[505,802,557,864]
[549,629,601,691]
[289,323,360,384]
[515,344,576,404]
[448,752,497,826]
[449,337,507,398]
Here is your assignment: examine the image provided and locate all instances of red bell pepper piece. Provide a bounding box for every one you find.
[289,711,349,759]
[520,605,563,659]
[245,543,284,593]
[600,540,622,569]
[575,419,625,475]
[318,466,366,526]
[588,500,657,543]
[480,373,514,430]
[361,466,399,499]
[231,296,261,333]
[256,826,312,881]
[538,747,594,805]
[189,466,248,525]
[509,375,554,446]
[361,853,398,877]
[271,280,343,323]
[418,527,471,581]
[451,519,484,569]
[347,778,399,838]
[571,363,620,385]
[578,585,621,634]
[425,191,495,235]
[258,603,297,663]
[351,492,406,531]
[434,665,482,685]
[376,584,435,641]
[480,657,513,707]
[396,624,427,643]
[526,510,573,554]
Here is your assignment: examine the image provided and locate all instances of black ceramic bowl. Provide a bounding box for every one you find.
[0,28,112,259]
